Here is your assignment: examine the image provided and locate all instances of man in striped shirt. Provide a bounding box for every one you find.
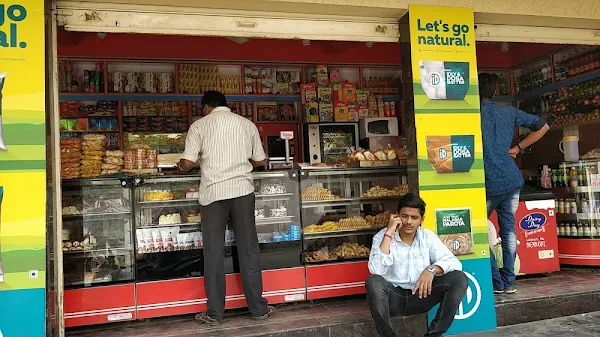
[178,91,273,325]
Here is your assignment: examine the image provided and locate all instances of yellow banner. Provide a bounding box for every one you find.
[407,5,496,334]
[0,1,47,335]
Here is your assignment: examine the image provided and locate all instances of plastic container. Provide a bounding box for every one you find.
[559,136,580,162]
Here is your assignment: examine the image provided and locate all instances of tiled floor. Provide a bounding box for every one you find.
[66,268,600,337]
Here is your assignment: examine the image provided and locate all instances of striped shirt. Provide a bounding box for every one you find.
[368,227,462,289]
[181,107,266,206]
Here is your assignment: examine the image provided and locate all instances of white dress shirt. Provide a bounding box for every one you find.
[368,227,462,290]
[180,107,266,206]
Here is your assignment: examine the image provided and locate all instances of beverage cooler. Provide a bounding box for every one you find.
[489,184,560,276]
[552,160,600,266]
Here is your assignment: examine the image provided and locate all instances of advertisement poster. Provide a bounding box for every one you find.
[406,5,497,335]
[0,1,47,336]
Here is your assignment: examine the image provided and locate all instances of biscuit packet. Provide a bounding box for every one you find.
[0,73,7,150]
[425,135,474,173]
[435,207,474,256]
[419,61,469,100]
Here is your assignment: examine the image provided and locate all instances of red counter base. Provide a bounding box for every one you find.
[64,284,136,327]
[136,267,306,319]
[306,261,370,300]
[558,238,600,266]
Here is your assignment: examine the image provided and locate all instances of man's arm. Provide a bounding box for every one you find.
[249,124,267,167]
[368,230,394,276]
[428,231,462,275]
[510,107,550,157]
[178,123,201,172]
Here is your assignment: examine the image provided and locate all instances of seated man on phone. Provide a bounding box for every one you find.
[366,194,467,337]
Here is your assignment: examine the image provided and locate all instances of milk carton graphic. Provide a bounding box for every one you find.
[419,61,469,100]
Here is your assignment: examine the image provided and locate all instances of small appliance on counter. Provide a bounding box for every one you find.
[304,123,359,164]
[267,131,295,170]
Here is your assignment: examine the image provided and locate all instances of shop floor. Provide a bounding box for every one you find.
[66,268,600,337]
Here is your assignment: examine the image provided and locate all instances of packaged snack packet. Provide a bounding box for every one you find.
[0,73,7,150]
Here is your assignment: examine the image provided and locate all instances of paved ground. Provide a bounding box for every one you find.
[459,311,600,337]
[66,268,600,337]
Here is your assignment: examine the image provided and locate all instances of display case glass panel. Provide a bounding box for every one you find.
[61,178,135,288]
[299,167,409,264]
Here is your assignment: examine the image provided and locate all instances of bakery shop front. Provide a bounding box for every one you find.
[1,1,598,337]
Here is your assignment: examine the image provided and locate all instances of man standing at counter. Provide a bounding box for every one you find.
[177,90,274,325]
[366,194,467,337]
[479,73,549,294]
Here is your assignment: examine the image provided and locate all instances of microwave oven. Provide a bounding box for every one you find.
[359,117,400,139]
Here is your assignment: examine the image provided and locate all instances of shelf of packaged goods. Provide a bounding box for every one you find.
[255,193,294,200]
[62,212,132,221]
[137,199,200,207]
[492,96,515,103]
[303,228,380,240]
[255,216,295,225]
[138,222,201,229]
[60,115,117,118]
[550,118,600,130]
[60,130,120,133]
[556,213,600,220]
[303,256,369,265]
[515,69,600,101]
[552,186,600,194]
[301,196,404,208]
[59,94,303,102]
[62,247,133,258]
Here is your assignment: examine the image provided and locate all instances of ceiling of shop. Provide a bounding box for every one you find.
[81,0,600,28]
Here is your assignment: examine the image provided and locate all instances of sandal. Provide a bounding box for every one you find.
[195,312,220,326]
[253,305,275,320]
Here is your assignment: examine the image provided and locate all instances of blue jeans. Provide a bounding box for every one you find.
[487,188,520,291]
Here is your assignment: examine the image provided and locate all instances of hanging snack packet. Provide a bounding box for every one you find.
[0,73,7,150]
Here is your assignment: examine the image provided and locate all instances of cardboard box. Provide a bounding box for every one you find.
[334,102,349,122]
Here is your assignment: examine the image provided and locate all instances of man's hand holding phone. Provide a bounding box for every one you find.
[386,214,403,235]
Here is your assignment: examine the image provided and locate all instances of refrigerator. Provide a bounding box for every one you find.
[489,184,559,275]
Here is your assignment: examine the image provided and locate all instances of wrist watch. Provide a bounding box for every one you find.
[426,265,436,276]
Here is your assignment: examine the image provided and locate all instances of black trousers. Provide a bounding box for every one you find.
[201,193,268,320]
[366,271,468,337]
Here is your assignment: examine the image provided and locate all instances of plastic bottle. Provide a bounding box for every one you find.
[571,199,578,214]
[571,222,578,237]
[565,199,571,214]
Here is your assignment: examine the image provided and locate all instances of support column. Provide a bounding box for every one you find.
[400,5,497,335]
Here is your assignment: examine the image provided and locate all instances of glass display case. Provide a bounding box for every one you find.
[299,167,409,264]
[553,160,600,239]
[133,171,302,282]
[133,175,205,282]
[61,178,135,288]
[552,160,600,266]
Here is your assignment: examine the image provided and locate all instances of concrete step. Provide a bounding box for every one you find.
[66,269,600,337]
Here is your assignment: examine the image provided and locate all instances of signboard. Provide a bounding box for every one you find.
[0,1,47,336]
[405,5,497,335]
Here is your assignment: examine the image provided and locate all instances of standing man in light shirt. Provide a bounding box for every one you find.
[366,194,467,337]
[177,91,274,325]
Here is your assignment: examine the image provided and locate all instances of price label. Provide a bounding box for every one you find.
[280,131,294,140]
